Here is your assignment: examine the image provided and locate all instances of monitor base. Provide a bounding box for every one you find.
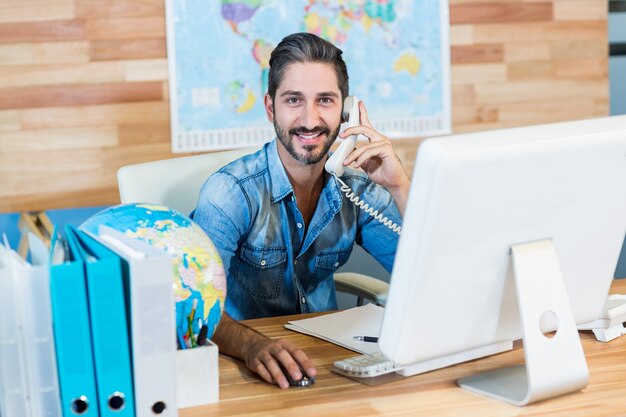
[458,239,589,406]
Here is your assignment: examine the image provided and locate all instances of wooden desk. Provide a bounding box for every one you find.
[182,280,626,417]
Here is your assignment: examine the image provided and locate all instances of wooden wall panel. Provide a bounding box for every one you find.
[0,0,609,213]
[0,0,75,23]
[0,20,86,43]
[450,44,504,64]
[0,81,163,109]
[74,0,164,19]
[90,38,166,61]
[450,2,553,24]
[0,41,89,65]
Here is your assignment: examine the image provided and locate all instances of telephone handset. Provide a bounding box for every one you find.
[325,96,401,235]
[324,95,361,177]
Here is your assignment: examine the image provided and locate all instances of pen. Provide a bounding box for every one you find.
[353,336,378,343]
[197,325,208,346]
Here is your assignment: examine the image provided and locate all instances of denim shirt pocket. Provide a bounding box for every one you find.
[315,249,352,271]
[309,249,352,292]
[235,244,287,300]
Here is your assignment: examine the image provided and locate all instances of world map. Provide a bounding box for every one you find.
[167,0,450,152]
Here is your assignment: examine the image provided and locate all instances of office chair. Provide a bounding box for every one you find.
[117,148,389,306]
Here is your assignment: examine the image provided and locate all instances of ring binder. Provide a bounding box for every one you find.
[66,226,135,417]
[49,230,99,417]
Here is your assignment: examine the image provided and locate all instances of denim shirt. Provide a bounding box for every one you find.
[191,139,401,320]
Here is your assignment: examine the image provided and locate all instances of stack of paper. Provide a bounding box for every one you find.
[285,304,384,355]
[285,303,513,379]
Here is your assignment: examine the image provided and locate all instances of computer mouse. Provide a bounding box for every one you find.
[279,363,315,387]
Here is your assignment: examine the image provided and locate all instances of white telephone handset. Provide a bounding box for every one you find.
[324,96,361,177]
[326,96,401,235]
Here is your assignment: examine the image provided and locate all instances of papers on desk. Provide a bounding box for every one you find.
[285,303,513,380]
[285,304,384,355]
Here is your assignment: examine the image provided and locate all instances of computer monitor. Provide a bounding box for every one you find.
[378,115,626,405]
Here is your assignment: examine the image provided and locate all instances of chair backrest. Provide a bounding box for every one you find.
[117,147,259,214]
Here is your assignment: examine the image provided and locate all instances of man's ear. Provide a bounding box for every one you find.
[264,93,274,123]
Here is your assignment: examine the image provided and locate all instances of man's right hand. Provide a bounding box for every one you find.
[212,313,317,389]
[245,337,317,388]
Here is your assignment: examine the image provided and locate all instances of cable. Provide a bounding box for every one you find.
[334,175,402,235]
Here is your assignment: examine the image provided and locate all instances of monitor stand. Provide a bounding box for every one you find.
[458,239,589,406]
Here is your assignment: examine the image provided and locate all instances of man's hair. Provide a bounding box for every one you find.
[267,32,349,100]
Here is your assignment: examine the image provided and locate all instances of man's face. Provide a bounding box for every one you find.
[265,62,343,165]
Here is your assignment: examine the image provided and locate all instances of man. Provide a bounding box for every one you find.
[191,32,411,388]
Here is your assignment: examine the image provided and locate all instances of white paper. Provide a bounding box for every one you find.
[285,304,384,355]
[286,303,514,377]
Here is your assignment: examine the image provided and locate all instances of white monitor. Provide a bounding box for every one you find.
[379,115,626,405]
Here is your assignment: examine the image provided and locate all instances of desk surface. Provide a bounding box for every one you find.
[182,279,626,417]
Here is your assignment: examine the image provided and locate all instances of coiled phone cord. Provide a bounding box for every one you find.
[334,175,402,235]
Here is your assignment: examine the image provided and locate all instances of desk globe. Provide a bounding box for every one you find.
[81,203,226,341]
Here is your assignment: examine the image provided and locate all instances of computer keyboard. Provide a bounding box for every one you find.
[333,352,404,378]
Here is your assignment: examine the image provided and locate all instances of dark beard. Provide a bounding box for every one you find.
[274,120,340,165]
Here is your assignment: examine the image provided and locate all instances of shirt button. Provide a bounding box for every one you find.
[260,259,267,266]
[294,259,298,266]
[291,195,295,201]
[301,297,306,304]
[297,222,303,229]
[333,261,339,268]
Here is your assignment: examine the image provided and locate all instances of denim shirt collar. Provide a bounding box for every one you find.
[265,138,344,212]
[266,139,295,204]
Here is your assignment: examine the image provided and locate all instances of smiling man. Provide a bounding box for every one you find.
[191,32,410,388]
[271,62,342,166]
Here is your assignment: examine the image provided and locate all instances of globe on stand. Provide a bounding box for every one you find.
[81,203,226,343]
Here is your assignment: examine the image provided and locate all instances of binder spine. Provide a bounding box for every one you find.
[18,265,62,417]
[89,227,178,417]
[85,258,135,417]
[0,259,31,417]
[130,259,178,417]
[50,260,99,417]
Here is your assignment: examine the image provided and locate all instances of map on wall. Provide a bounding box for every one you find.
[165,0,450,152]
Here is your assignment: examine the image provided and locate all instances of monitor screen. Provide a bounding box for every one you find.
[378,115,626,404]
